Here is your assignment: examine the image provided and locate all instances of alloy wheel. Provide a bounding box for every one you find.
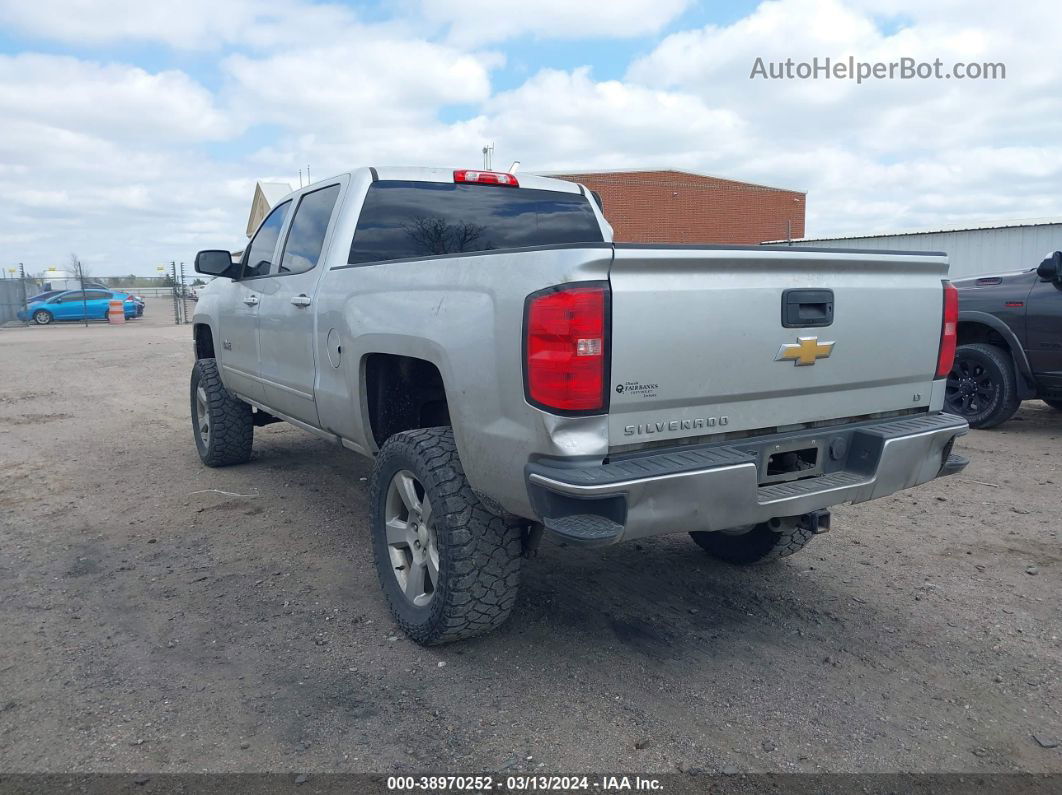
[384,469,439,607]
[195,386,211,446]
[945,355,997,416]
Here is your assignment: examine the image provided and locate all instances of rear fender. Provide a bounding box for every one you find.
[957,310,1036,398]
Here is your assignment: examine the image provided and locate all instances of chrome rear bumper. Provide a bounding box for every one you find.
[525,413,969,545]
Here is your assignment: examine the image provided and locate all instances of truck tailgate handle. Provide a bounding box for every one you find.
[290,294,312,307]
[782,289,833,328]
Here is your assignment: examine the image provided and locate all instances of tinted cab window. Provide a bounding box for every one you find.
[243,200,292,278]
[348,181,603,265]
[279,185,341,274]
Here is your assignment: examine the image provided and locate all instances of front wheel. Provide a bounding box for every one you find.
[690,520,816,565]
[33,310,52,325]
[944,343,1021,429]
[370,427,524,645]
[190,358,253,467]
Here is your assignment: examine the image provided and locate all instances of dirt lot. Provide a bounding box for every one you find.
[1,305,1059,775]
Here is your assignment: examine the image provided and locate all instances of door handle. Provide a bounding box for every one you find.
[782,289,833,328]
[291,295,312,307]
[243,295,259,306]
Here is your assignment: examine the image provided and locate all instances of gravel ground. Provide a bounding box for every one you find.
[1,303,1059,775]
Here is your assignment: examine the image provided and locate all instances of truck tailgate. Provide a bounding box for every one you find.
[607,245,949,447]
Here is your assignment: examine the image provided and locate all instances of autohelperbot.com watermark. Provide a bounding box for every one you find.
[750,56,1005,83]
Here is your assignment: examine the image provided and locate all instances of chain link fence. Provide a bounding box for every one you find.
[1,262,201,327]
[0,267,34,324]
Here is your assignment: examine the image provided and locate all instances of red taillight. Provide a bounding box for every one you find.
[525,284,608,412]
[453,169,518,187]
[936,282,959,378]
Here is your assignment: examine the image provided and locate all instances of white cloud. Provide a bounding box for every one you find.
[222,38,496,130]
[1,0,1061,273]
[473,68,747,171]
[0,0,362,48]
[621,0,1062,232]
[0,55,229,142]
[420,0,692,43]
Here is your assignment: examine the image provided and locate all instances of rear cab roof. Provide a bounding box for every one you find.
[368,166,585,194]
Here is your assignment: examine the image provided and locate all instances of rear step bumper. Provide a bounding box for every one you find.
[526,412,969,545]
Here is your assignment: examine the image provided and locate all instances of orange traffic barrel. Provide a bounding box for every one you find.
[108,299,125,325]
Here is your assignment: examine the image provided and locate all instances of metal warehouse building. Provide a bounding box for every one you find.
[771,218,1062,280]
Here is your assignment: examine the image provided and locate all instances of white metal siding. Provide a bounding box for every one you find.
[784,223,1062,279]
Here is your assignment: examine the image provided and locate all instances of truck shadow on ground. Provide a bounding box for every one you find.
[507,537,906,664]
[968,403,1062,439]
[248,426,948,671]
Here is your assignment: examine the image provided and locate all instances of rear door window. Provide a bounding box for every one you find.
[348,181,603,265]
[279,184,341,274]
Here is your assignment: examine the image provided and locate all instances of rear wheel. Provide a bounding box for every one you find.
[944,343,1021,429]
[190,358,253,466]
[370,427,524,645]
[690,520,816,565]
[33,310,52,325]
[1043,399,1062,411]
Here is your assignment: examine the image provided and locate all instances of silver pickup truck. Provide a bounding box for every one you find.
[191,166,969,644]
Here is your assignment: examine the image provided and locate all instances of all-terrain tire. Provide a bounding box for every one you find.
[1042,399,1062,412]
[190,358,253,467]
[945,343,1021,429]
[370,427,524,645]
[690,521,816,565]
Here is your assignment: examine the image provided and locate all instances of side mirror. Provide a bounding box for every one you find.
[195,250,239,279]
[1036,251,1062,281]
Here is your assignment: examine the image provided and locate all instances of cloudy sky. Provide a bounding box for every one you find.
[1,0,1059,275]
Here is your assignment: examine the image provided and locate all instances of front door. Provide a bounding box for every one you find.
[51,291,87,320]
[256,182,343,424]
[1025,276,1062,390]
[218,199,292,401]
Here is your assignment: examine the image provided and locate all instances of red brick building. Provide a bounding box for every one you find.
[547,169,805,245]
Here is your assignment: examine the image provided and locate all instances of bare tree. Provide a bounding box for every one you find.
[402,216,491,256]
[70,252,90,280]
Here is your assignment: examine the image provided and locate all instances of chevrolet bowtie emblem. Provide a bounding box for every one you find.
[776,336,835,366]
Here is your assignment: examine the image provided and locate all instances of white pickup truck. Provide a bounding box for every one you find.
[191,166,968,644]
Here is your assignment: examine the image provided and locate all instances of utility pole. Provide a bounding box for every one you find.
[77,259,88,327]
[179,261,189,324]
[18,263,27,325]
[171,261,181,325]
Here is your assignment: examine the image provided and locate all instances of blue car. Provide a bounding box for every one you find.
[18,289,137,325]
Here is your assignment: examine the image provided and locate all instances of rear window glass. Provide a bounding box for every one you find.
[348,180,603,265]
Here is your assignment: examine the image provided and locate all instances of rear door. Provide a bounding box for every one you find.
[84,290,112,319]
[607,245,950,447]
[256,181,344,424]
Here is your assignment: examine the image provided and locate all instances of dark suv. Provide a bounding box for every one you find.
[948,250,1062,428]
